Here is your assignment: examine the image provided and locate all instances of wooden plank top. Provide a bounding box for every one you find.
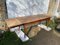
[5,14,51,28]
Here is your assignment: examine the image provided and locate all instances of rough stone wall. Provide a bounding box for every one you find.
[0,0,7,30]
[48,0,59,17]
[58,1,60,12]
[6,0,49,18]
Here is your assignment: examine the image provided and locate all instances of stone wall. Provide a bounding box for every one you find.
[6,0,49,18]
[48,0,60,17]
[0,0,7,30]
[58,1,60,12]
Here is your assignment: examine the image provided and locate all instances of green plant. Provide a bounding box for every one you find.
[48,17,57,30]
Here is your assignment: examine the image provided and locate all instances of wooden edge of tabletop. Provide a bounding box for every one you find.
[0,14,51,30]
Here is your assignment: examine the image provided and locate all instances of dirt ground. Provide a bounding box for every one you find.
[24,30,60,45]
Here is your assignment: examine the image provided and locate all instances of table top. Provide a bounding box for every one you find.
[5,14,50,28]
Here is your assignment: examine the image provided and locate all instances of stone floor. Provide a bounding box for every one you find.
[24,30,60,45]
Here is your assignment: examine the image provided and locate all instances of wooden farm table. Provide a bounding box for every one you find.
[0,14,51,33]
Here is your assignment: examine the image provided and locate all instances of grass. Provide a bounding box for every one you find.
[0,31,29,45]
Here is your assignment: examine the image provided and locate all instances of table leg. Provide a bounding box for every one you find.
[46,18,51,26]
[23,21,40,34]
[23,24,28,34]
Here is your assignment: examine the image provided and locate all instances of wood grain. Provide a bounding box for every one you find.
[5,14,50,28]
[0,14,51,30]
